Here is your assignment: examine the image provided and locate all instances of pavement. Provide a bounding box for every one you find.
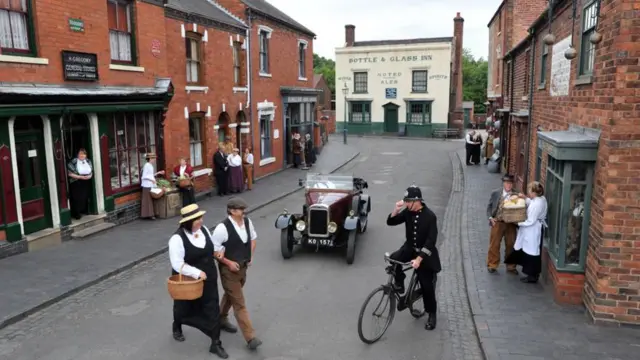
[457,149,640,360]
[0,137,477,360]
[0,138,359,331]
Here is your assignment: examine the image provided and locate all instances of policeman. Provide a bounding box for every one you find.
[387,185,442,330]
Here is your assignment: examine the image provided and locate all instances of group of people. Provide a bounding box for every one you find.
[168,198,261,359]
[465,124,500,166]
[291,132,316,168]
[214,140,254,197]
[486,174,548,283]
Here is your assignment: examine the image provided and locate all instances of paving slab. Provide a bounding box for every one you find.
[0,139,359,330]
[456,149,640,360]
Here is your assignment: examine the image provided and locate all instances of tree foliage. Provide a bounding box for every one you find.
[313,53,335,96]
[462,48,489,114]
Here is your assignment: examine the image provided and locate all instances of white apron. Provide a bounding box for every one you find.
[514,196,548,256]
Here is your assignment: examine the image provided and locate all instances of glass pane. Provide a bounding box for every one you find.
[126,113,136,149]
[107,115,116,150]
[147,115,155,147]
[565,184,586,265]
[114,113,126,149]
[189,117,201,141]
[136,114,146,149]
[571,161,588,181]
[546,172,562,257]
[15,141,26,189]
[109,151,120,189]
[119,150,130,187]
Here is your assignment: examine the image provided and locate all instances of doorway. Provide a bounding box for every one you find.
[14,116,53,234]
[284,106,292,165]
[383,103,399,133]
[62,113,96,214]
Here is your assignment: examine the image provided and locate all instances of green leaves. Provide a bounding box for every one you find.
[313,53,336,94]
[462,48,488,114]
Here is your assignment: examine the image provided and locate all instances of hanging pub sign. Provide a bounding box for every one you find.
[61,51,98,81]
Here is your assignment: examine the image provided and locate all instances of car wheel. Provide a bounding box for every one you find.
[281,227,294,259]
[346,229,357,265]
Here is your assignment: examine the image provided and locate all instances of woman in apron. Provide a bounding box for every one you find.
[67,148,93,220]
[140,153,164,219]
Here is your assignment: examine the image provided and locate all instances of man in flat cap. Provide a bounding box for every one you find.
[486,174,519,274]
[211,197,262,350]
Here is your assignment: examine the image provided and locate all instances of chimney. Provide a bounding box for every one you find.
[453,12,464,112]
[345,25,355,47]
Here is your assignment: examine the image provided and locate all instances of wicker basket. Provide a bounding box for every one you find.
[167,264,204,300]
[178,178,192,188]
[150,188,165,200]
[502,207,527,223]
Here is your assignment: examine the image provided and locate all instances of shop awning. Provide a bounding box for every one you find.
[537,125,601,161]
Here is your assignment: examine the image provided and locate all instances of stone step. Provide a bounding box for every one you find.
[71,222,117,240]
[69,214,108,232]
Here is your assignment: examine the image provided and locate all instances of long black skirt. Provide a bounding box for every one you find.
[505,249,541,277]
[173,277,221,341]
[69,179,91,219]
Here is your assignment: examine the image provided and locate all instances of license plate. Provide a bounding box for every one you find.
[307,238,334,247]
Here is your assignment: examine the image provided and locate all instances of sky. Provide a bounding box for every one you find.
[265,0,504,61]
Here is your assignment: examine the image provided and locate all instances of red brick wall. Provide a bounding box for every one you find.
[511,0,548,45]
[162,17,247,193]
[0,0,166,86]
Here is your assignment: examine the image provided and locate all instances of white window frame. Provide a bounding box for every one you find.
[298,39,308,80]
[258,25,272,77]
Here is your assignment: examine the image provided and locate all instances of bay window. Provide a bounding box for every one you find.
[108,112,155,191]
[107,0,135,64]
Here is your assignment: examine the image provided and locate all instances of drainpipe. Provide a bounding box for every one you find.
[505,57,515,173]
[523,30,537,188]
[246,8,254,180]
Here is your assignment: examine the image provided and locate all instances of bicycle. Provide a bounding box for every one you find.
[357,252,427,344]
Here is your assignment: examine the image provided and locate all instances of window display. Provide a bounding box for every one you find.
[108,112,155,191]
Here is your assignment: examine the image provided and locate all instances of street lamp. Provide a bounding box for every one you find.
[342,83,349,145]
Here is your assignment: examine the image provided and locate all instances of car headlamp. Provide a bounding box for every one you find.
[327,222,338,233]
[295,220,306,231]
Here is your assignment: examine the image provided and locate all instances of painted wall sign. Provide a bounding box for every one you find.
[337,76,352,81]
[61,51,98,81]
[68,18,84,32]
[349,55,433,64]
[550,35,572,97]
[151,39,161,57]
[385,88,397,99]
[378,72,401,85]
[429,74,448,80]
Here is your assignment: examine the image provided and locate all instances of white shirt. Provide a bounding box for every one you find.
[168,226,220,279]
[227,154,242,167]
[211,216,258,251]
[141,162,155,188]
[179,165,186,177]
[514,196,548,256]
[502,189,511,201]
[245,153,254,165]
[77,160,92,175]
[465,132,476,145]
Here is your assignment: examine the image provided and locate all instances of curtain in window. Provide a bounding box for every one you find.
[0,4,29,50]
[186,38,199,83]
[107,1,131,62]
[189,117,203,166]
[110,31,131,62]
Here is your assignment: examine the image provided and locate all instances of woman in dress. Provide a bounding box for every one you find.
[506,181,548,283]
[173,157,195,207]
[304,133,316,166]
[140,153,165,220]
[242,147,253,191]
[67,148,93,220]
[169,204,228,358]
[292,133,302,168]
[484,128,495,165]
[226,148,243,193]
[471,131,484,165]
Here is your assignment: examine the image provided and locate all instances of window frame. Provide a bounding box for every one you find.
[348,101,372,123]
[578,0,598,78]
[232,41,242,86]
[259,30,270,74]
[539,42,548,86]
[188,114,205,168]
[0,0,38,57]
[298,41,306,79]
[185,32,202,85]
[259,115,272,158]
[107,0,137,65]
[405,101,432,124]
[353,72,368,94]
[107,112,156,194]
[411,70,428,93]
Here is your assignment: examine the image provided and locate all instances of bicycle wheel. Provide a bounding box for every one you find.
[357,286,396,344]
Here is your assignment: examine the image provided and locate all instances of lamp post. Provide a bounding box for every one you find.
[342,83,349,145]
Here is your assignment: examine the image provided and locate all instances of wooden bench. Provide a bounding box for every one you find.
[432,128,460,139]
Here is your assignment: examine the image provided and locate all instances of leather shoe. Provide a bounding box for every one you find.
[247,337,263,350]
[220,319,238,333]
[425,312,437,330]
[172,322,185,342]
[209,341,229,359]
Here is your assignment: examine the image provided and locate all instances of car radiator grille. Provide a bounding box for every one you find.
[309,208,328,235]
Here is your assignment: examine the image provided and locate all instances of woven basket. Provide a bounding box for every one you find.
[502,207,527,223]
[150,188,165,200]
[167,264,204,300]
[178,178,191,188]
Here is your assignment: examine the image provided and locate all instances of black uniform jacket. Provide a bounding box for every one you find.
[387,204,442,273]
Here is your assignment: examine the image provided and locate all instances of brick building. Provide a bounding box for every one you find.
[214,0,317,178]
[314,73,336,134]
[494,0,640,326]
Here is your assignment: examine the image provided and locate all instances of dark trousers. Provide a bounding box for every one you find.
[173,277,222,343]
[471,144,481,164]
[390,246,437,313]
[465,144,474,164]
[215,172,228,195]
[179,186,195,207]
[69,179,91,219]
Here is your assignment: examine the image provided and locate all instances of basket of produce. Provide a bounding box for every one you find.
[178,176,192,188]
[151,179,173,199]
[150,187,165,199]
[502,195,527,223]
[167,264,203,300]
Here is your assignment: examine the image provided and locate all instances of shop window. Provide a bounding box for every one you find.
[579,0,598,77]
[0,0,36,56]
[412,70,428,93]
[353,72,368,93]
[185,32,201,84]
[348,101,371,123]
[108,112,155,191]
[406,101,432,124]
[259,115,271,158]
[107,0,135,64]
[289,103,301,125]
[232,41,242,85]
[188,115,204,167]
[544,156,594,271]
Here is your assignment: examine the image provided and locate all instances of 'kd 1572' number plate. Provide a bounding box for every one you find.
[307,238,334,247]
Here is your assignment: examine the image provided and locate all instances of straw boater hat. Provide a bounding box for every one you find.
[178,204,206,224]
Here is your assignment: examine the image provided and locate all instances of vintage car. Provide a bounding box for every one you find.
[274,173,371,264]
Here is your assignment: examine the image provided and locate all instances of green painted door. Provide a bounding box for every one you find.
[15,132,52,234]
[463,109,471,129]
[384,107,399,133]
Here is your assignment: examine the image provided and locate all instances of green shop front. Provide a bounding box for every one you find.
[0,79,173,255]
[281,87,319,167]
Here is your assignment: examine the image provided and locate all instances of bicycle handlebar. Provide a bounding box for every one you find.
[384,252,411,266]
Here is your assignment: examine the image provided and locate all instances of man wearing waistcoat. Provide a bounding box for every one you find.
[486,174,518,274]
[211,197,262,350]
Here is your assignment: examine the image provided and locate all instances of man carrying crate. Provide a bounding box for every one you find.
[486,174,519,274]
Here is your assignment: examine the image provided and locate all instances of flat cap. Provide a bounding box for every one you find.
[227,197,249,209]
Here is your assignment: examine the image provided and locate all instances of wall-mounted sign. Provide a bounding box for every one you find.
[68,18,84,32]
[378,72,401,85]
[61,51,98,81]
[429,74,448,80]
[151,39,161,58]
[385,88,397,99]
[337,76,352,81]
[349,54,433,64]
[550,36,572,97]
